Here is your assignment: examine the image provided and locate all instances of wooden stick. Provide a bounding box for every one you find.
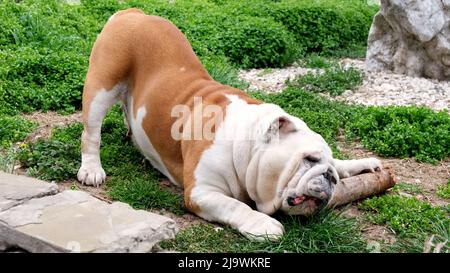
[327,166,397,207]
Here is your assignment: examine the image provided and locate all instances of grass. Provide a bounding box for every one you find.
[16,139,80,181]
[0,147,17,173]
[392,182,423,195]
[299,54,338,69]
[257,68,274,77]
[161,210,367,253]
[437,180,450,199]
[346,106,450,163]
[387,217,449,253]
[107,168,184,215]
[0,115,36,147]
[358,191,450,253]
[200,54,249,90]
[359,195,449,238]
[289,65,363,96]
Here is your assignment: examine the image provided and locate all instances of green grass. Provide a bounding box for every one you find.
[392,182,423,195]
[359,195,449,238]
[200,54,249,90]
[161,210,367,253]
[1,0,447,254]
[16,139,80,181]
[437,180,450,199]
[387,217,449,253]
[0,115,36,147]
[0,0,376,114]
[289,65,363,96]
[257,68,274,77]
[359,192,450,253]
[107,171,183,214]
[299,54,338,69]
[346,106,450,163]
[0,147,17,173]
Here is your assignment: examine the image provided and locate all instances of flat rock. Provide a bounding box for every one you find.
[0,172,59,212]
[0,189,178,252]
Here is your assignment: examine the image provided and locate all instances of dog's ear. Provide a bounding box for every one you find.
[263,116,296,142]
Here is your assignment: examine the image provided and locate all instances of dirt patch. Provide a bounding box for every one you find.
[338,204,397,247]
[163,211,212,230]
[337,141,450,206]
[58,179,112,203]
[22,111,82,142]
[360,222,397,247]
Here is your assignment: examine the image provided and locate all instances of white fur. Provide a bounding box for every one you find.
[127,97,178,185]
[190,95,309,239]
[189,95,382,239]
[78,83,126,186]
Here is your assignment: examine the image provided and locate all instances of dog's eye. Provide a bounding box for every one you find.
[305,155,320,163]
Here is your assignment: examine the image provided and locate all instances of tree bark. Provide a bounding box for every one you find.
[328,166,396,207]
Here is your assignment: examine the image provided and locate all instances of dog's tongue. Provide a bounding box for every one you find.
[291,195,306,205]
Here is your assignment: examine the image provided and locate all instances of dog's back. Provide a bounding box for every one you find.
[79,8,259,188]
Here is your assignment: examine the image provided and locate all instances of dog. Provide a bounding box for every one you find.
[77,9,382,240]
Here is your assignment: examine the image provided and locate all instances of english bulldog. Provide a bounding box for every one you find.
[77,8,382,240]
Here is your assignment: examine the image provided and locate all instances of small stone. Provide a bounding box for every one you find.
[380,83,395,91]
[443,55,450,67]
[342,90,353,96]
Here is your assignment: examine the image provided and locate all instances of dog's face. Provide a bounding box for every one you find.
[248,115,339,216]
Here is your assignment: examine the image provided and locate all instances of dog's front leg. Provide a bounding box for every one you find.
[332,158,383,178]
[186,187,284,241]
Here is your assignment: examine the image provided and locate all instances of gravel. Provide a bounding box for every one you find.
[239,58,450,112]
[238,64,317,93]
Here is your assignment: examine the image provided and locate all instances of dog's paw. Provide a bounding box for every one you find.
[77,164,106,187]
[358,157,383,174]
[239,212,284,241]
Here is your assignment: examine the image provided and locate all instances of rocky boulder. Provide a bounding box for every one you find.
[366,0,450,80]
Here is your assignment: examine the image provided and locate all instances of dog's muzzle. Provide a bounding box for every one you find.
[283,162,339,215]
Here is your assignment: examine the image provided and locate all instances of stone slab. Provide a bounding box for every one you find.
[0,172,59,212]
[0,189,177,252]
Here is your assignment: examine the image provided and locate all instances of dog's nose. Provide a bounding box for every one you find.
[324,168,338,184]
[287,196,296,206]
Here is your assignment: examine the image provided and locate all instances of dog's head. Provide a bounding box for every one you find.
[246,113,339,216]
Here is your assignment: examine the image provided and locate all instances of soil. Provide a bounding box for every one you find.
[58,179,112,203]
[337,140,450,206]
[21,111,82,142]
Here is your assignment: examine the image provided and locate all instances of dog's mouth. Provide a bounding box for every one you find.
[287,195,324,207]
